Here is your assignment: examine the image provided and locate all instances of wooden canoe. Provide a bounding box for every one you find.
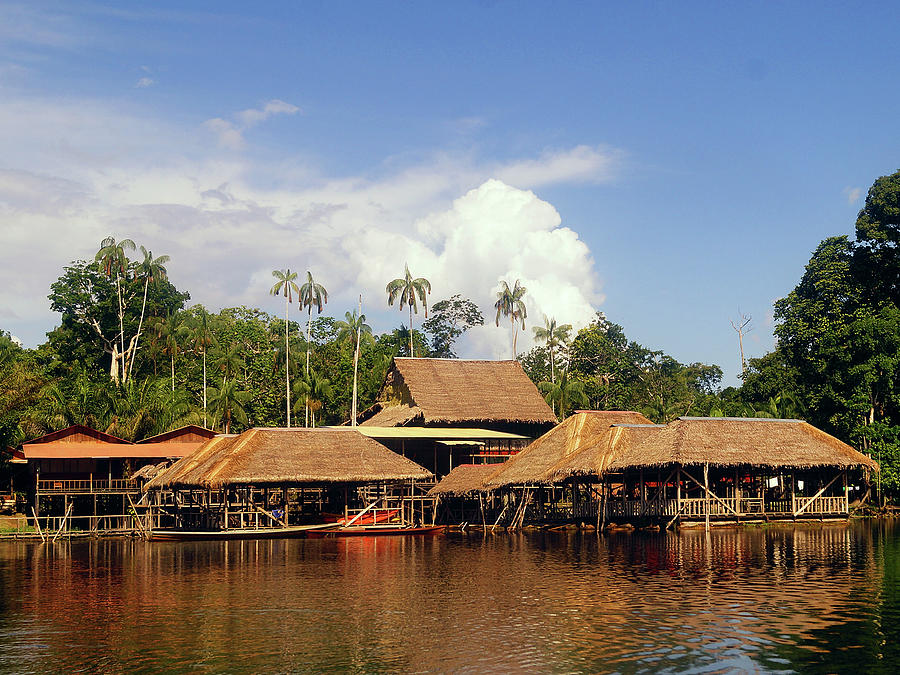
[148,523,337,541]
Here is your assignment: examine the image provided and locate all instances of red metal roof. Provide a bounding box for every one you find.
[23,442,197,460]
[25,424,130,445]
[136,425,217,444]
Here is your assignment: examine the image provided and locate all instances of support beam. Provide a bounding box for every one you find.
[793,471,843,516]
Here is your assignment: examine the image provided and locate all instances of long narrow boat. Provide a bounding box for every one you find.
[306,524,446,539]
[148,522,337,541]
[321,509,401,526]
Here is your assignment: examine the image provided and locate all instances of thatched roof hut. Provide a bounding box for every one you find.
[146,427,432,490]
[486,411,654,487]
[427,464,499,497]
[357,358,557,430]
[612,417,879,471]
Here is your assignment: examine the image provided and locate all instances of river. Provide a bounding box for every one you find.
[1,521,899,673]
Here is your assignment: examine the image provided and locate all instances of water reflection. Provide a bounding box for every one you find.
[1,522,898,673]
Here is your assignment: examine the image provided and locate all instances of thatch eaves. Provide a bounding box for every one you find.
[428,464,498,496]
[359,403,424,427]
[551,424,664,480]
[150,427,432,489]
[366,358,557,426]
[611,417,880,471]
[144,435,237,490]
[486,411,653,487]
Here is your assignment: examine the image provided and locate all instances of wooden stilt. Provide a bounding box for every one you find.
[704,463,710,532]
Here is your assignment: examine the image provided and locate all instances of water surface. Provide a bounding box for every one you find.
[2,522,899,673]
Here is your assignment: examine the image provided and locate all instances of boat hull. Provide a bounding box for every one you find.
[306,525,446,539]
[148,524,335,541]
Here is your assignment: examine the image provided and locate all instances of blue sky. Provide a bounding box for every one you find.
[1,2,898,386]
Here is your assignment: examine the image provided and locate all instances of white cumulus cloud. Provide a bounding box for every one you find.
[0,95,609,353]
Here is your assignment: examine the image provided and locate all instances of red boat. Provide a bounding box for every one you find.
[306,524,446,538]
[321,509,401,526]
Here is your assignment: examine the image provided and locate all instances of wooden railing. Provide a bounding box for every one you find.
[573,494,850,521]
[792,494,848,515]
[38,479,139,494]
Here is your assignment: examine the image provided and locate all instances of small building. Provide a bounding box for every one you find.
[599,417,879,524]
[352,358,557,477]
[144,427,433,533]
[356,358,557,437]
[20,424,217,530]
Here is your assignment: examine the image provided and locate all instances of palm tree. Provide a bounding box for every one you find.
[532,316,573,385]
[270,269,300,427]
[188,308,217,426]
[538,370,588,420]
[207,380,251,434]
[214,341,246,383]
[386,264,431,358]
[494,279,527,359]
[154,312,189,391]
[127,246,170,381]
[335,302,374,426]
[300,271,328,427]
[95,236,135,383]
[293,369,333,427]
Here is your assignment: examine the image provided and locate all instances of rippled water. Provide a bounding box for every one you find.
[2,521,899,673]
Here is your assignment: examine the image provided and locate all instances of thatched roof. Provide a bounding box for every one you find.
[358,403,424,427]
[611,417,880,471]
[359,358,556,426]
[146,427,432,489]
[428,464,499,496]
[552,424,664,480]
[486,411,654,487]
[132,461,171,481]
[144,435,237,490]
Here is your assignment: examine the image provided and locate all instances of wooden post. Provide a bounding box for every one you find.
[703,463,710,532]
[734,467,741,517]
[479,493,486,529]
[676,466,682,515]
[843,469,848,514]
[223,489,229,531]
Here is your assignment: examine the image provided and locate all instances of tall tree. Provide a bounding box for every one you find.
[154,311,188,392]
[270,269,300,427]
[300,271,328,427]
[494,279,527,359]
[127,246,170,381]
[188,307,217,426]
[208,380,251,434]
[421,294,484,358]
[538,370,588,420]
[335,304,373,426]
[532,316,572,385]
[293,369,333,428]
[386,264,431,358]
[95,236,135,383]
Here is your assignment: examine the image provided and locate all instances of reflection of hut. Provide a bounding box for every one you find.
[145,428,433,533]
